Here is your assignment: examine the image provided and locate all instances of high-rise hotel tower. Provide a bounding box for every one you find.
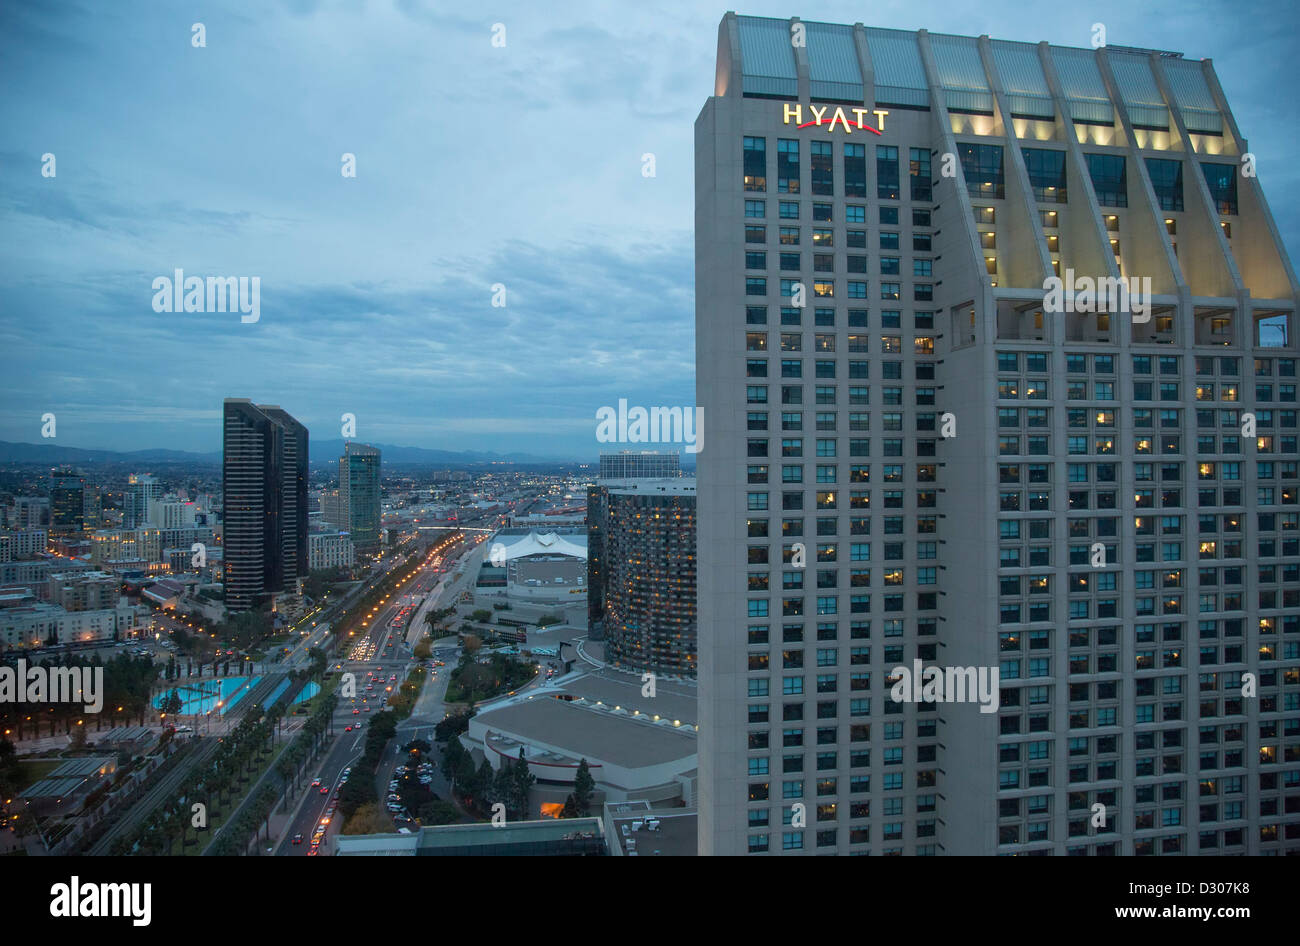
[223,399,309,612]
[697,13,1298,855]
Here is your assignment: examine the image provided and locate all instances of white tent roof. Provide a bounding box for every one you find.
[493,530,587,562]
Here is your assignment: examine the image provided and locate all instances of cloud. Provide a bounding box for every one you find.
[1,0,1296,457]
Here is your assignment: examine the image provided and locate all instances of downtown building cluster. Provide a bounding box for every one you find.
[696,14,1299,855]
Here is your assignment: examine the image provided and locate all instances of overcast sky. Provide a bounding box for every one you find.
[2,0,1297,459]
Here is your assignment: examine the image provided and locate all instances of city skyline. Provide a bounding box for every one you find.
[3,1,1298,457]
[1,0,1298,881]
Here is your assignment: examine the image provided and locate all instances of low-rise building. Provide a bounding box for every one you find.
[308,530,355,571]
[335,818,607,856]
[0,596,147,650]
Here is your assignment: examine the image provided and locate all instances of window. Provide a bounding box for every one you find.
[777,139,800,194]
[1023,148,1067,203]
[844,143,866,198]
[745,200,765,218]
[877,146,900,200]
[1201,163,1238,215]
[811,141,833,196]
[1086,153,1127,208]
[959,144,1004,199]
[910,147,931,201]
[1146,158,1184,212]
[742,137,767,192]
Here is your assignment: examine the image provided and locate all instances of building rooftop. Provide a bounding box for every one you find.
[477,695,696,770]
[604,478,697,497]
[555,669,697,724]
[607,803,697,857]
[492,530,588,562]
[724,13,1221,134]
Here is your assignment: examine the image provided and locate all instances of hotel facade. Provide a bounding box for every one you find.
[696,13,1298,855]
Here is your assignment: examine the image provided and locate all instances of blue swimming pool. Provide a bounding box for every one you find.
[157,677,323,715]
[156,676,258,715]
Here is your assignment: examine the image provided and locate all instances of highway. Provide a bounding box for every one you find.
[275,532,470,855]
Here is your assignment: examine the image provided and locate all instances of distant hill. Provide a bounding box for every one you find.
[0,439,577,466]
[0,440,220,464]
[308,439,563,465]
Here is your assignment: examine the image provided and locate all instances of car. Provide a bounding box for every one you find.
[352,708,361,715]
[319,785,329,794]
[307,845,319,856]
[311,778,322,788]
[344,725,352,732]
[292,834,303,845]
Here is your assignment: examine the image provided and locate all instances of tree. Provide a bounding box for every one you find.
[343,803,393,835]
[473,758,495,809]
[565,758,595,817]
[417,800,459,826]
[403,738,432,756]
[494,748,534,820]
[434,712,471,742]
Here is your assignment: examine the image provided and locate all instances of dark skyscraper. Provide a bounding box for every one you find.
[49,469,85,535]
[222,399,309,612]
[340,442,381,555]
[261,406,309,585]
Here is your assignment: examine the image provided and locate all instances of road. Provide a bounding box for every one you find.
[273,533,468,854]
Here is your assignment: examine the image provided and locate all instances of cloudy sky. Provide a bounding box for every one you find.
[2,0,1297,459]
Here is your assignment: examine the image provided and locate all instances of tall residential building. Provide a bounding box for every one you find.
[599,451,682,480]
[258,406,309,586]
[124,474,162,529]
[340,442,381,555]
[49,470,85,535]
[586,485,608,634]
[147,499,197,529]
[13,496,49,529]
[319,488,347,528]
[590,479,698,677]
[697,14,1298,856]
[222,399,309,612]
[82,489,103,530]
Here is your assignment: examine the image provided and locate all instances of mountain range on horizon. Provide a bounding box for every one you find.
[0,439,604,467]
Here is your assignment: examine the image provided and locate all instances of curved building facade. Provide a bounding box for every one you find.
[600,480,697,677]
